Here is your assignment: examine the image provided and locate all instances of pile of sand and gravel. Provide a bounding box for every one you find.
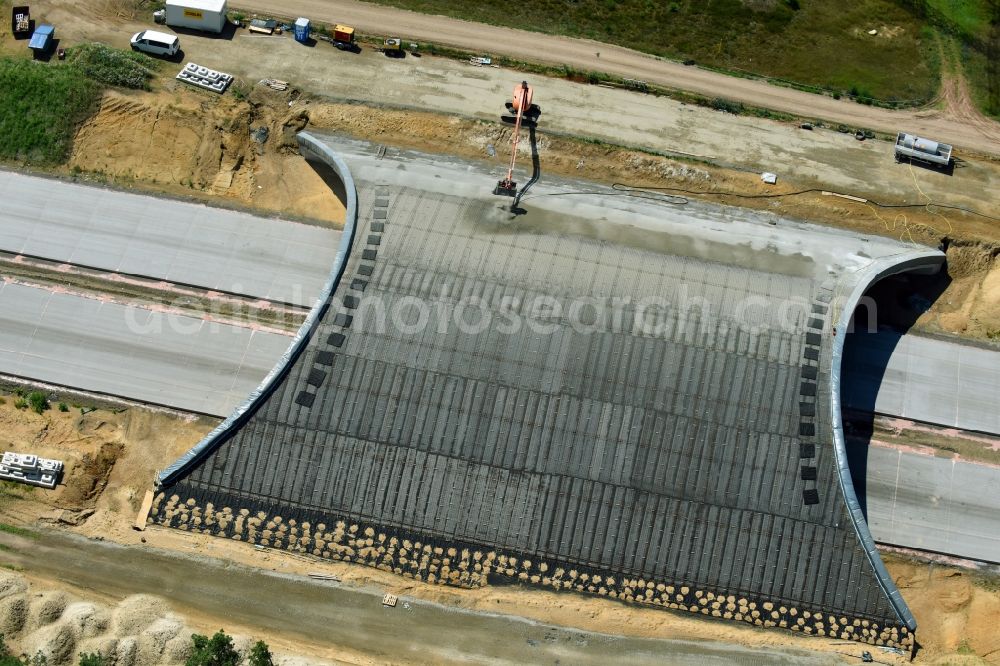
[0,573,193,665]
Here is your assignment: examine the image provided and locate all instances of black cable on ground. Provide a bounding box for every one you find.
[610,183,1000,222]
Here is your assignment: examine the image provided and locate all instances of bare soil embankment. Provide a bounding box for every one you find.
[67,86,345,227]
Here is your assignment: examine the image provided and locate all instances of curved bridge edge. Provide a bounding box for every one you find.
[829,249,945,632]
[157,132,359,487]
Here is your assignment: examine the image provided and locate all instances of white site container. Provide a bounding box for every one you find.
[165,0,228,34]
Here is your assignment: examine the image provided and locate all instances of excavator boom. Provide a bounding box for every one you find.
[495,81,534,197]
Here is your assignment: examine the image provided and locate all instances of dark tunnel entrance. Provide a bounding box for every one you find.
[839,268,951,518]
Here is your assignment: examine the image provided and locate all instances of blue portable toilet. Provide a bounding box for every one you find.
[294,17,311,43]
[28,24,55,54]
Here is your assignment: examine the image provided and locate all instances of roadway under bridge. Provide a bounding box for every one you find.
[0,281,292,417]
[843,331,1000,435]
[0,170,340,307]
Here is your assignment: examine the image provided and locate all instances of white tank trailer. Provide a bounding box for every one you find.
[165,0,228,33]
[895,132,953,167]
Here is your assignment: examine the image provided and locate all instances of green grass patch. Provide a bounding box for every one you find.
[959,38,1000,118]
[0,42,159,166]
[0,523,36,539]
[897,1,998,117]
[0,57,99,164]
[363,0,938,102]
[956,638,975,655]
[0,481,33,506]
[67,42,159,90]
[917,0,993,40]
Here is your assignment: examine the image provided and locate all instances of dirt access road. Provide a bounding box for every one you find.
[0,529,843,666]
[40,0,1000,221]
[237,0,1000,154]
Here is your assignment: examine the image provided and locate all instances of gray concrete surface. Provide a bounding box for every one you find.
[863,445,1000,563]
[0,171,340,306]
[0,281,290,416]
[844,332,1000,435]
[0,529,843,666]
[156,136,930,641]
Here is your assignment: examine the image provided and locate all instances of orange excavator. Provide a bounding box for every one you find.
[494,81,540,197]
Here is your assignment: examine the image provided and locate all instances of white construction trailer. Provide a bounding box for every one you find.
[165,0,228,33]
[894,132,953,167]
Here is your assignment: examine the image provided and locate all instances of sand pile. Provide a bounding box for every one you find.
[0,571,190,665]
[0,571,333,666]
[887,555,1000,663]
[68,87,345,227]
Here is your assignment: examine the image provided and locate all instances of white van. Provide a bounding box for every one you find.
[130,30,179,57]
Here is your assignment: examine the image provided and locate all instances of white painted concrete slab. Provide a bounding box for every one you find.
[0,171,341,306]
[0,282,291,416]
[865,445,1000,563]
[844,332,1000,435]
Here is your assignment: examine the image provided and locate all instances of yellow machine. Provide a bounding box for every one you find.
[333,24,356,50]
[383,37,403,57]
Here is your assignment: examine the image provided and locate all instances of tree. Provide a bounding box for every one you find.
[78,653,108,666]
[186,631,240,666]
[247,641,274,666]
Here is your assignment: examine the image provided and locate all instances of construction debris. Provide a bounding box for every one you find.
[307,572,341,582]
[761,172,778,184]
[382,593,398,607]
[133,489,155,530]
[176,62,233,94]
[248,18,277,35]
[259,78,288,91]
[0,451,63,489]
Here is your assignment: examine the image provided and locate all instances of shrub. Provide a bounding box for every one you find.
[186,631,240,666]
[68,43,158,90]
[27,392,48,415]
[79,652,109,666]
[710,97,744,114]
[58,402,69,413]
[0,635,47,665]
[230,80,250,101]
[13,399,27,410]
